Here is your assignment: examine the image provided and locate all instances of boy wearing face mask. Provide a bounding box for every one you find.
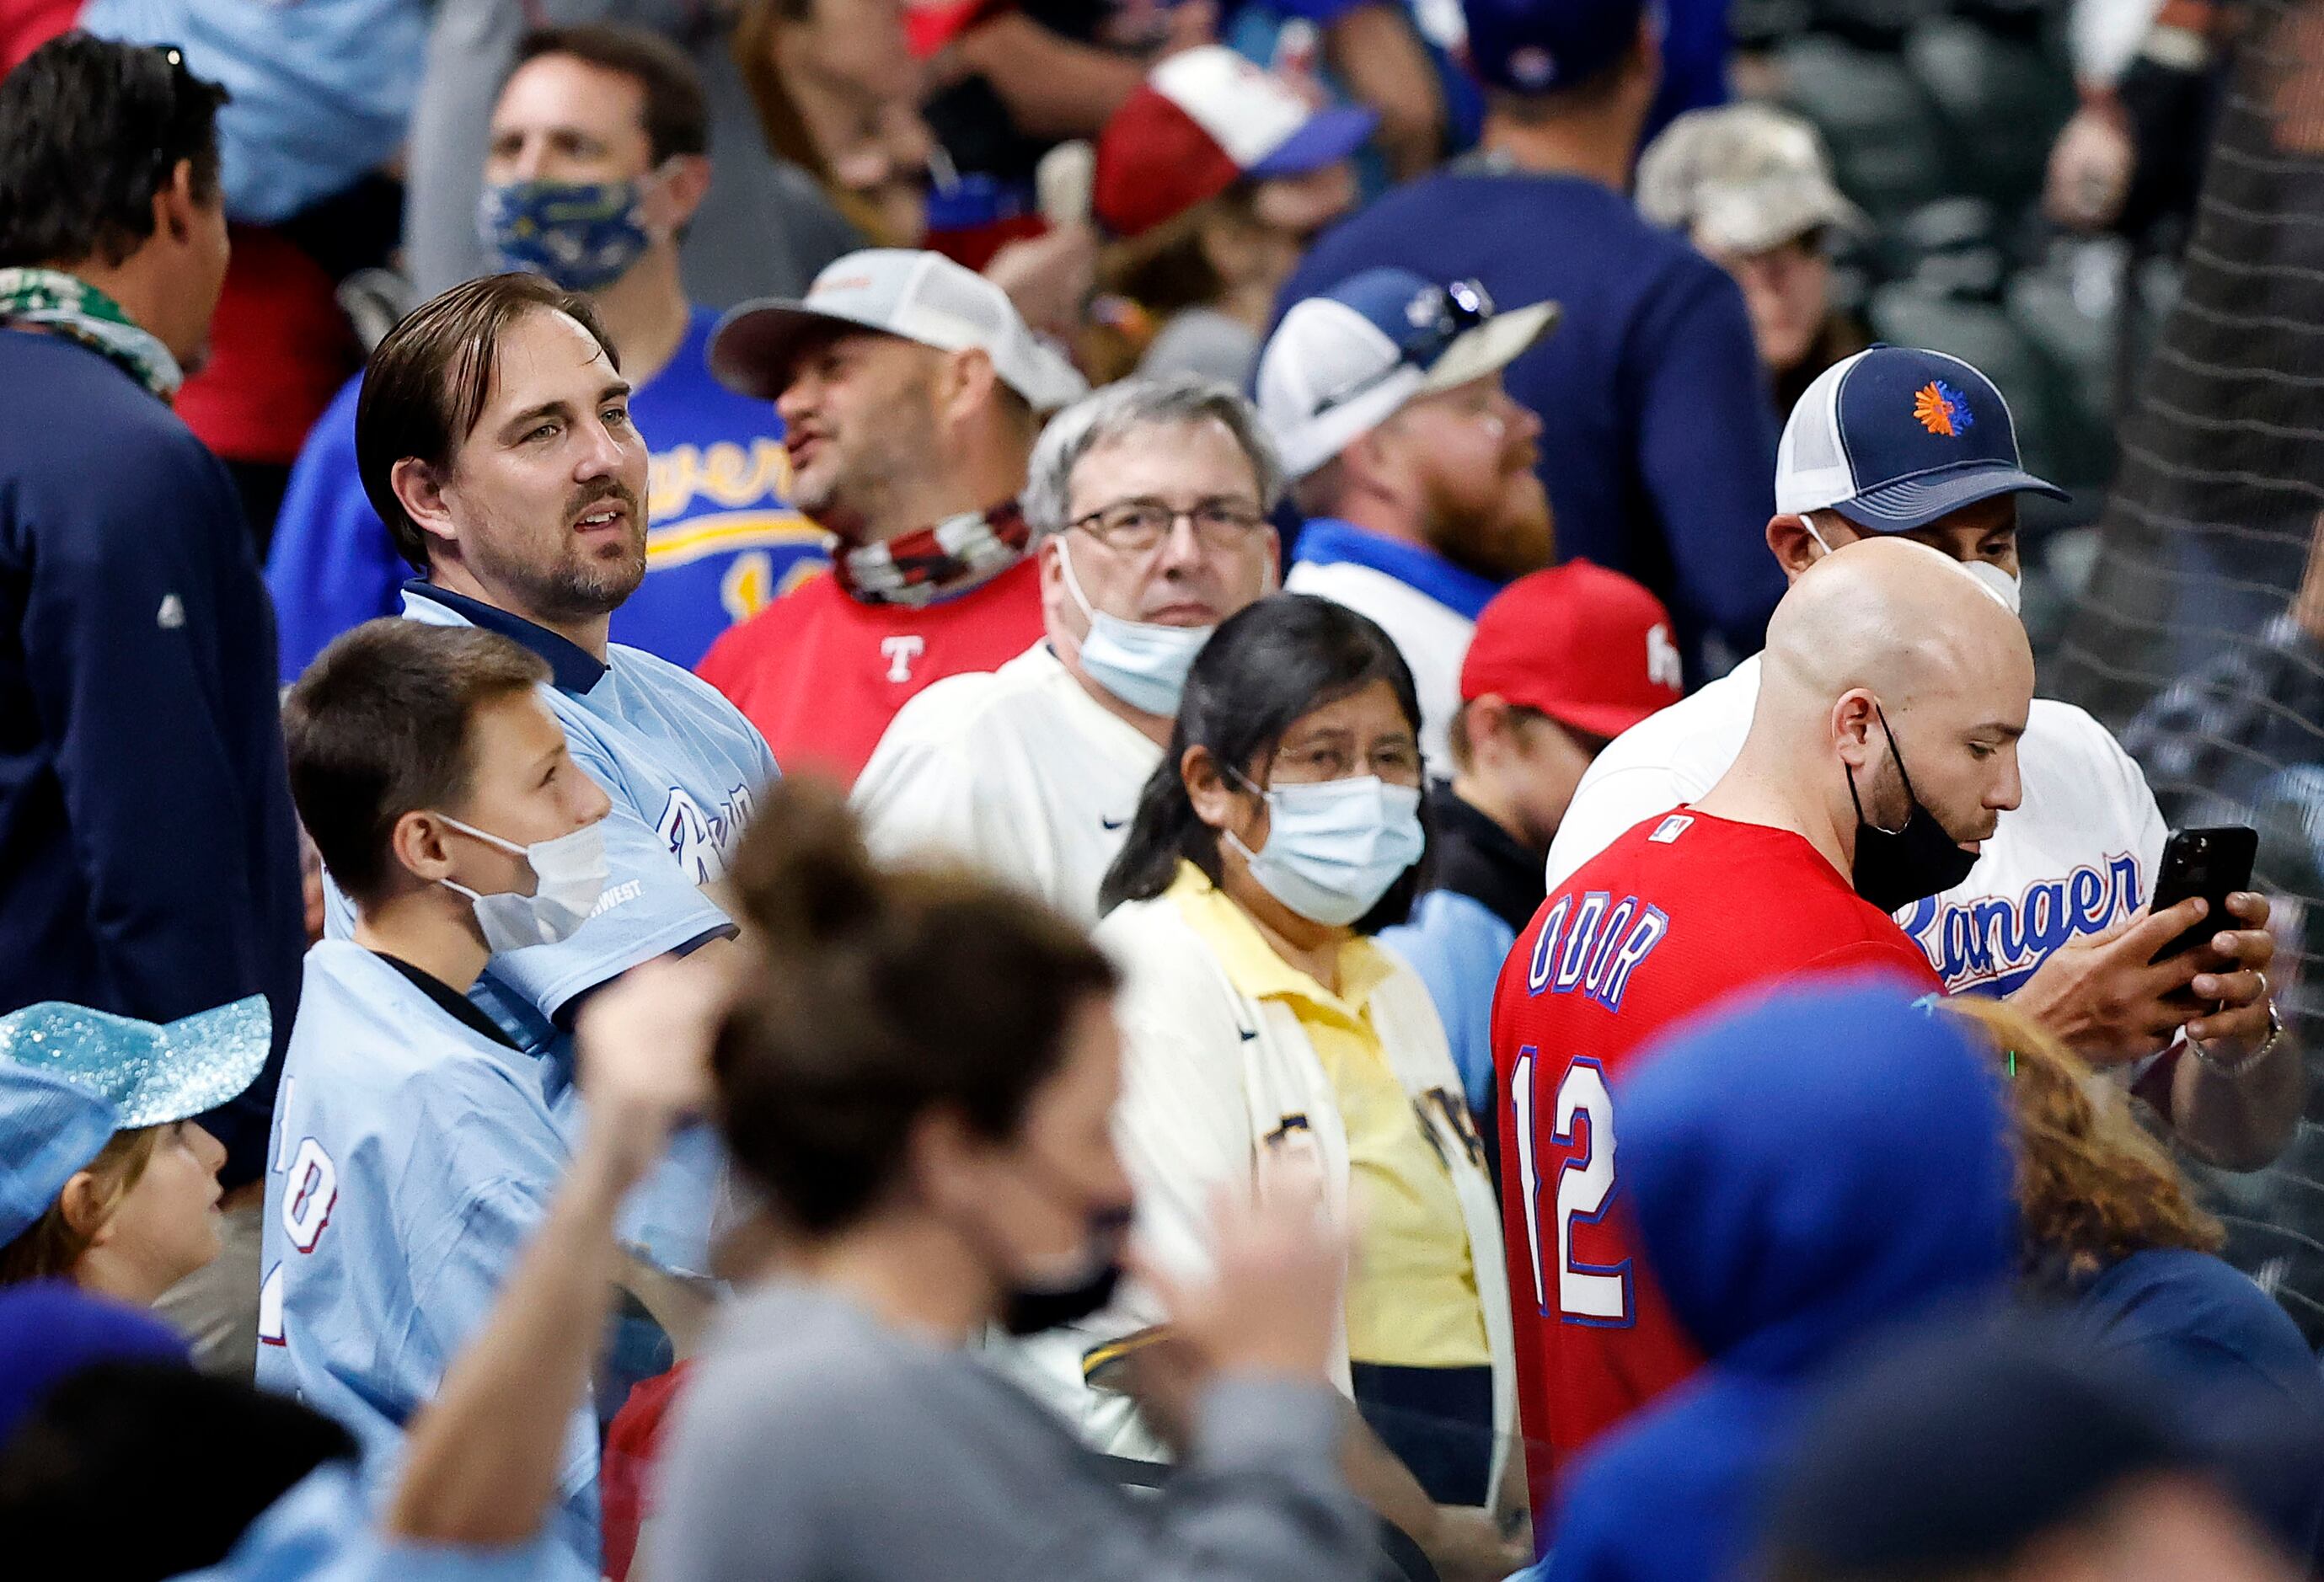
[265,619,615,1562]
[851,377,1282,924]
[267,24,828,681]
[1547,346,2300,1172]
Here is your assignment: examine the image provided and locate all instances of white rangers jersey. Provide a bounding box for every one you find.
[1545,655,2169,996]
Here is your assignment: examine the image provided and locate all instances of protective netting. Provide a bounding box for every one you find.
[2054,0,2324,1341]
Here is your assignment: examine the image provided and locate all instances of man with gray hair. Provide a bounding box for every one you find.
[852,375,1282,922]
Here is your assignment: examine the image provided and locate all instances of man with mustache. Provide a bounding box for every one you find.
[1258,267,1559,772]
[348,269,773,1279]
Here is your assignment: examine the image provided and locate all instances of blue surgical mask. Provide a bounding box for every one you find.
[1224,772,1426,927]
[1057,537,1212,718]
[478,178,654,292]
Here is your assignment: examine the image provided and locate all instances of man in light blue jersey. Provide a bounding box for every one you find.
[266,618,613,1558]
[267,24,826,681]
[340,268,774,1280]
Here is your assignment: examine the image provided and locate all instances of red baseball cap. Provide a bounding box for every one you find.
[1093,46,1377,238]
[1459,562,1684,740]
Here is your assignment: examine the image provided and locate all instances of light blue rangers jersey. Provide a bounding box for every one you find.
[255,943,597,1562]
[320,581,774,1270]
[167,1461,594,1582]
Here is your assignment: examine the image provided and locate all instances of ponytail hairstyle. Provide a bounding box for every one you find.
[1945,997,2225,1272]
[713,779,1120,1234]
[1097,592,1430,931]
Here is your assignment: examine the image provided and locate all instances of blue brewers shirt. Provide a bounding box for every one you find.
[266,306,829,682]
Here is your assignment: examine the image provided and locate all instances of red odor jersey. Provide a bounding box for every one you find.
[695,556,1045,785]
[1491,808,1941,1521]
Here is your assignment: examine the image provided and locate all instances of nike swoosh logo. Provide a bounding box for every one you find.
[1239,1027,1258,1042]
[1100,816,1127,831]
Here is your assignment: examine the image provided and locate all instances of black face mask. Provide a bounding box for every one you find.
[999,1203,1134,1337]
[1847,704,1979,913]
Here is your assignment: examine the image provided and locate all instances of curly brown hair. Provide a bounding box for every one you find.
[1945,998,2224,1268]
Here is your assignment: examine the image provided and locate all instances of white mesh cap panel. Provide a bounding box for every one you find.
[1255,297,1419,478]
[1773,349,1868,516]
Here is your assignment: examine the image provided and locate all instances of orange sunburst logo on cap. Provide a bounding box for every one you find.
[1912,380,1973,437]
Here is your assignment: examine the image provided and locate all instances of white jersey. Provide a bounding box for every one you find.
[1284,558,1474,772]
[851,642,1161,925]
[1547,654,2170,996]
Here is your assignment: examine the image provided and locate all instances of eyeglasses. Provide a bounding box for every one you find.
[1068,499,1270,554]
[1313,278,1497,416]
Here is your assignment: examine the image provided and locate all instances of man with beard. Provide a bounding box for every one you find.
[350,270,772,1275]
[1491,535,2020,1529]
[1257,267,1559,772]
[698,249,1089,783]
[267,24,824,681]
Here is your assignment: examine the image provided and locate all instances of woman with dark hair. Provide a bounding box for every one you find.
[645,778,1372,1582]
[1028,593,1524,1581]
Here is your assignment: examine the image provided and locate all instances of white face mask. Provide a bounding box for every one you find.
[435,814,609,954]
[1958,558,2022,617]
[1057,537,1213,719]
[1224,773,1427,927]
[1802,519,2023,617]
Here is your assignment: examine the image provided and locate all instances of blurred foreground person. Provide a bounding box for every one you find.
[0,1000,264,1302]
[1952,997,2324,1557]
[649,780,1374,1582]
[1634,103,1869,414]
[0,958,715,1582]
[1759,1323,2301,1582]
[1545,979,2017,1582]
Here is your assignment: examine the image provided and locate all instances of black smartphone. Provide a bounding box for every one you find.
[2146,826,2258,964]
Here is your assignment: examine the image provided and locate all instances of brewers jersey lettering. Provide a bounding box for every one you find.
[1492,808,1941,1522]
[1546,654,2168,997]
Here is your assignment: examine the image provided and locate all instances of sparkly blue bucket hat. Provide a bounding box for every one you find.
[0,997,269,1245]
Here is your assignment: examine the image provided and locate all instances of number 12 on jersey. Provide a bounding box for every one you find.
[1511,1049,1634,1326]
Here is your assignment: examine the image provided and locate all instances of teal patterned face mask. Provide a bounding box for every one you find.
[477,178,655,291]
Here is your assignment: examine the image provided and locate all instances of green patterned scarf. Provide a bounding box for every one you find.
[0,267,183,400]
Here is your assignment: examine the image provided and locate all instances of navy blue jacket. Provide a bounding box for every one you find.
[1545,981,2017,1582]
[1274,168,1785,684]
[0,329,303,1187]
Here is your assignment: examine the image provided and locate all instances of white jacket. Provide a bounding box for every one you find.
[1000,887,1519,1506]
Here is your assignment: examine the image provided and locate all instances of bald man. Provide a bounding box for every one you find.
[1489,536,2027,1530]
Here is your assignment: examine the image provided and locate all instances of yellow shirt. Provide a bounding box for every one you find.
[1167,863,1491,1369]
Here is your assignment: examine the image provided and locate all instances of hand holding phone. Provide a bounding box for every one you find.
[2146,826,2258,965]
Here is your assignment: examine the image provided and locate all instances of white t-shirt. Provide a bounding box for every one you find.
[1284,559,1475,772]
[1546,654,2171,996]
[850,642,1162,924]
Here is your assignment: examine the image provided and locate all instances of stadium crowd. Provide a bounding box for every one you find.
[1,1,2320,1579]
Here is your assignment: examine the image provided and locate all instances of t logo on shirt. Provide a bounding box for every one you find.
[881,635,926,683]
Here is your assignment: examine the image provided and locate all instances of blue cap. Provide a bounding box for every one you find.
[0,997,270,1130]
[1775,346,2070,533]
[1257,267,1560,477]
[0,1281,189,1445]
[1461,0,1647,94]
[0,1066,119,1246]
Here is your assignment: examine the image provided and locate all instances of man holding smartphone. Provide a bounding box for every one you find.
[1548,346,2300,1169]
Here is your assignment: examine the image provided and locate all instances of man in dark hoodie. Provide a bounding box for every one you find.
[1541,977,2018,1582]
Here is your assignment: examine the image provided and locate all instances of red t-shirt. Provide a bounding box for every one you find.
[695,556,1046,785]
[1491,808,1941,1522]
